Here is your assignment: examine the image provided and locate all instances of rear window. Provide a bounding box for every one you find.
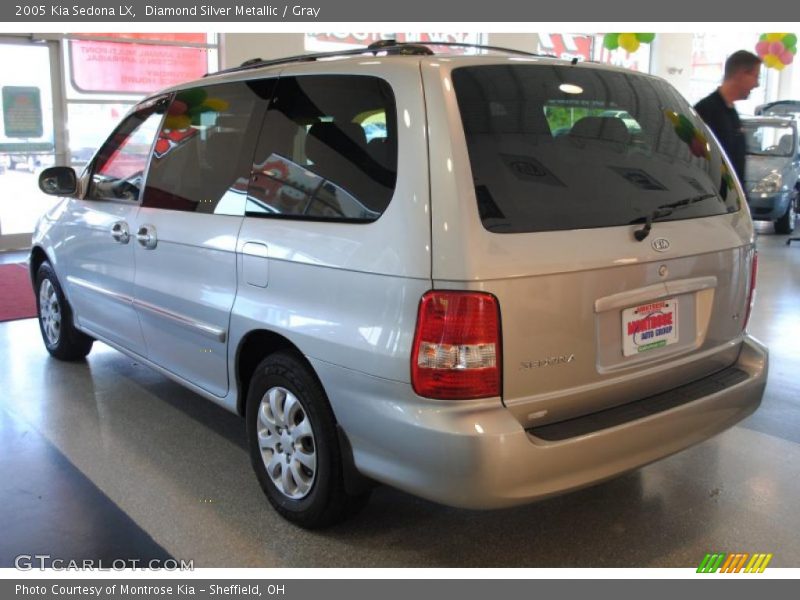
[452,65,742,234]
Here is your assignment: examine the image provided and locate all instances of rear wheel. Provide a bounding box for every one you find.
[245,351,370,528]
[774,197,797,234]
[35,262,93,360]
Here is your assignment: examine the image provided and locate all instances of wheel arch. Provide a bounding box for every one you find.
[235,329,317,417]
[29,246,50,286]
[235,329,372,496]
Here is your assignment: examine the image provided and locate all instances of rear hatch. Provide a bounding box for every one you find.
[424,59,756,429]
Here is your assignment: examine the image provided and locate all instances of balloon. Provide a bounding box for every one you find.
[784,33,797,47]
[766,33,784,42]
[168,100,188,116]
[202,98,230,112]
[760,33,768,41]
[774,61,786,71]
[677,114,694,132]
[665,110,680,126]
[769,41,785,55]
[164,114,191,130]
[695,131,708,146]
[637,33,655,43]
[175,88,207,107]
[764,54,781,69]
[690,137,707,158]
[618,33,639,53]
[787,44,797,55]
[677,123,694,143]
[755,40,770,57]
[780,50,794,65]
[154,138,170,155]
[603,33,619,50]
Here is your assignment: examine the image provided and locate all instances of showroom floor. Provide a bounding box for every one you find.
[1,227,799,569]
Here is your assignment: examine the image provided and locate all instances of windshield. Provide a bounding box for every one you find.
[744,123,796,157]
[452,65,742,234]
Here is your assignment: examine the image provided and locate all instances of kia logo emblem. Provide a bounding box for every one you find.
[652,238,670,252]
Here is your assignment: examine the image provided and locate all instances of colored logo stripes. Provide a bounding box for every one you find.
[697,553,773,573]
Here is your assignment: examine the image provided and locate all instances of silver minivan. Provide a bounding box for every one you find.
[31,42,768,528]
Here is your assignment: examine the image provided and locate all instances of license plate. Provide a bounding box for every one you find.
[622,299,678,357]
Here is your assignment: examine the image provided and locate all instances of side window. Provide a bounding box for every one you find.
[88,101,165,202]
[142,80,274,215]
[247,75,398,222]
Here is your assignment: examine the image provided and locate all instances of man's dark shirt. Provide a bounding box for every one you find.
[694,89,746,182]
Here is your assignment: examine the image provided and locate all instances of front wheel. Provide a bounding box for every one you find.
[36,262,93,360]
[774,196,797,234]
[246,351,370,528]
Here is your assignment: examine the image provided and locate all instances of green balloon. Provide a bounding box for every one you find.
[637,33,656,43]
[760,33,768,41]
[676,126,693,144]
[678,114,694,131]
[176,88,208,108]
[784,33,797,47]
[788,44,797,55]
[603,33,619,50]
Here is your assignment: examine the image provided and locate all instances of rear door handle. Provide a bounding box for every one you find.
[136,224,158,250]
[110,221,129,244]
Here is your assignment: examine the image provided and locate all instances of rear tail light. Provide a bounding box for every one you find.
[743,250,758,330]
[411,291,501,399]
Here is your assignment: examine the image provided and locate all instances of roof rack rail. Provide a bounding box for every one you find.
[367,39,547,59]
[205,39,549,78]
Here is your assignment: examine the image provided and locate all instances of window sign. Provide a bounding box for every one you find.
[2,86,43,138]
[69,40,210,94]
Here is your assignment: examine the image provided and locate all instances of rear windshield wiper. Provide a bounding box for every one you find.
[631,193,718,241]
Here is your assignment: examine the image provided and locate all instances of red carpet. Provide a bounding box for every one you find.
[0,263,37,322]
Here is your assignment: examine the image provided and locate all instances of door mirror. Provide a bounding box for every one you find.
[39,166,78,196]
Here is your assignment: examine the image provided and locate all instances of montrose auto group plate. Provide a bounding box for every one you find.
[622,299,678,357]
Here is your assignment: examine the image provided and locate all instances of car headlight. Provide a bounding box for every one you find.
[751,172,783,194]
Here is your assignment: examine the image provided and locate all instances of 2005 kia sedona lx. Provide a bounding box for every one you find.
[32,42,768,528]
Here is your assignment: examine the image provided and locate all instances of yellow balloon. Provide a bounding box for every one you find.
[766,33,785,42]
[202,98,230,112]
[165,114,191,130]
[774,61,786,70]
[765,54,781,68]
[665,110,680,126]
[618,33,640,53]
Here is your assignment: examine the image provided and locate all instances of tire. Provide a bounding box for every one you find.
[774,197,797,234]
[35,262,93,361]
[246,351,370,528]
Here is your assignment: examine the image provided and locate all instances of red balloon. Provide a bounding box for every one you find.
[154,138,170,155]
[690,136,706,158]
[168,100,188,116]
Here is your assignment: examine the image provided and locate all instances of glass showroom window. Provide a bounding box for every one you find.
[65,33,219,170]
[689,33,769,115]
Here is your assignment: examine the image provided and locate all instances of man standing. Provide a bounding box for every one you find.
[694,50,762,183]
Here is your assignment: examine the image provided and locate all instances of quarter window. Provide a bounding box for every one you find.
[246,75,397,222]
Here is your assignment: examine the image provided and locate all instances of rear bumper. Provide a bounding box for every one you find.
[313,335,767,509]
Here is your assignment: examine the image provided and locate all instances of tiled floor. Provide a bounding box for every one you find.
[0,229,798,568]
